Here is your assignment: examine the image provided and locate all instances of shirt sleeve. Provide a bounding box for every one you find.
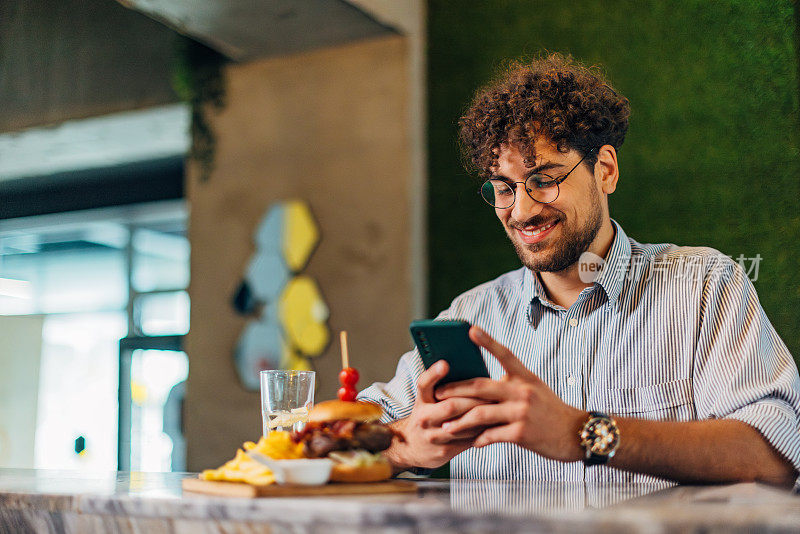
[356,346,425,424]
[692,255,800,490]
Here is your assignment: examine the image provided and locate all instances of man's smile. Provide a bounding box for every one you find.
[514,219,560,245]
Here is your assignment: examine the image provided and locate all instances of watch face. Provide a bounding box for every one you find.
[580,417,620,455]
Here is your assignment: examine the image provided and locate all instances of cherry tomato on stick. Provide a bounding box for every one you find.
[338,387,358,402]
[339,367,359,387]
[338,332,359,401]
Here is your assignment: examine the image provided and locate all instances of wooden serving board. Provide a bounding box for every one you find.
[182,477,418,498]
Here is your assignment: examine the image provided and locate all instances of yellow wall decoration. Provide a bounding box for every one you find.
[283,202,320,272]
[279,276,330,356]
[232,200,329,390]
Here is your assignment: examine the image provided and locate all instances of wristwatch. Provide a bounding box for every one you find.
[579,411,620,466]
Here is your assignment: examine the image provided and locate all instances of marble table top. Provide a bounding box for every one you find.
[1,468,799,533]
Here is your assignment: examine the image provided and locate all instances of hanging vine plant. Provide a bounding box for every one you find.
[172,37,228,183]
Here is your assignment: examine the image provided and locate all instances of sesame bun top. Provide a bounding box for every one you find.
[307,400,383,423]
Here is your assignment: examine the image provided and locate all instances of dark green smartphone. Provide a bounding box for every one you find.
[409,319,490,386]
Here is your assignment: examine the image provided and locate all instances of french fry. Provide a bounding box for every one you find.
[199,431,305,485]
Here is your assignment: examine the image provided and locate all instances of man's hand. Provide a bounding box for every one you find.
[436,326,587,462]
[383,360,488,472]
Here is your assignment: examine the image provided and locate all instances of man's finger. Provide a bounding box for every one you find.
[436,377,508,402]
[441,404,512,435]
[473,424,516,448]
[429,427,484,444]
[417,360,449,404]
[469,326,535,379]
[427,396,488,426]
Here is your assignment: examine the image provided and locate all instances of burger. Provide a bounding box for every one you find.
[291,400,395,482]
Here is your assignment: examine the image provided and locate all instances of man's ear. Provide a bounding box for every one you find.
[595,145,619,195]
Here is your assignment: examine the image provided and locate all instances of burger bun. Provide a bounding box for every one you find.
[329,458,392,483]
[308,400,382,423]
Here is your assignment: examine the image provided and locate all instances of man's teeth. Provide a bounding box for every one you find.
[520,221,557,237]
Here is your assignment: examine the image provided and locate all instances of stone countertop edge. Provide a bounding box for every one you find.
[2,471,800,531]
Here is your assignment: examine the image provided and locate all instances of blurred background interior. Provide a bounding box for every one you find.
[0,0,798,474]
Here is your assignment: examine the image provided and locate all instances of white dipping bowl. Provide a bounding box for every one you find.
[275,458,333,485]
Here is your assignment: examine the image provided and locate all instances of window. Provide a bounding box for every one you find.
[0,201,189,471]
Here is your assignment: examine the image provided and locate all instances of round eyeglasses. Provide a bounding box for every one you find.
[479,148,596,209]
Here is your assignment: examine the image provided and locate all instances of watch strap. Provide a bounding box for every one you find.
[584,449,609,466]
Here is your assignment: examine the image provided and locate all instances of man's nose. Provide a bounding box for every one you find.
[511,183,543,221]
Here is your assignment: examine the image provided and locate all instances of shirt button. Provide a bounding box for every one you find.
[568,318,579,327]
[567,375,576,386]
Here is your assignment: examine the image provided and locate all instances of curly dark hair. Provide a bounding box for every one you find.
[458,53,630,178]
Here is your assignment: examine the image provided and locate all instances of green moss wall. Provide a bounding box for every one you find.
[428,0,800,360]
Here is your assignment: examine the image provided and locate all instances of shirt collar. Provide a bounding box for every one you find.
[522,218,631,314]
[522,263,547,307]
[592,219,631,310]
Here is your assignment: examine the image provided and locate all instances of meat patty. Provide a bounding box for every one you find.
[295,421,395,457]
[305,432,348,458]
[352,423,393,452]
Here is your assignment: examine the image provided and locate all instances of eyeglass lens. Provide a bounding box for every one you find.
[480,177,559,208]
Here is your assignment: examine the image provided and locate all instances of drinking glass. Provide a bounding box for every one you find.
[260,370,315,435]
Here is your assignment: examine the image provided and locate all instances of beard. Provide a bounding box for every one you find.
[505,185,603,273]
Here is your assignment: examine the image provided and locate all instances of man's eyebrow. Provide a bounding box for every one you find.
[490,162,564,180]
[527,161,565,175]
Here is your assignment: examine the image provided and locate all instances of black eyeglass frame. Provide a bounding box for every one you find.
[479,147,598,209]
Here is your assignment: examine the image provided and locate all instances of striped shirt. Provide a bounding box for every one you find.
[358,220,800,486]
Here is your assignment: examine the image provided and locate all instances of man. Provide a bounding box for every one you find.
[358,53,800,487]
